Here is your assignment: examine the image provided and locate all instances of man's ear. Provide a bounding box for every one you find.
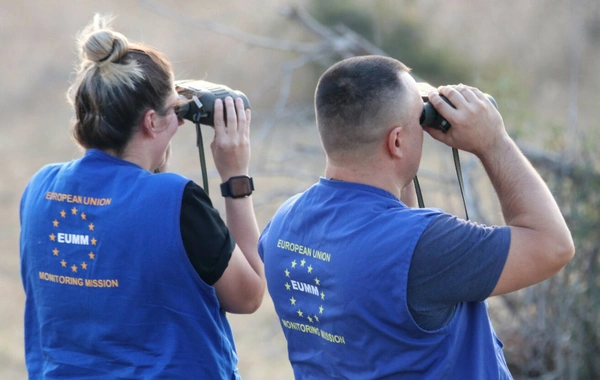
[387,126,404,159]
[142,109,156,138]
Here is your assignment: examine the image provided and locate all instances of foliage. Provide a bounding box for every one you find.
[497,161,600,379]
[308,0,472,84]
[474,70,535,141]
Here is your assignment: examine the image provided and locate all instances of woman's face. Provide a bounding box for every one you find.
[155,91,184,136]
[153,90,184,168]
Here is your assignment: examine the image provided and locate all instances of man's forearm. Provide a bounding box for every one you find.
[480,134,574,295]
[479,135,565,232]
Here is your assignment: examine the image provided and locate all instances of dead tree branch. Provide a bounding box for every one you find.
[517,142,600,185]
[139,0,600,187]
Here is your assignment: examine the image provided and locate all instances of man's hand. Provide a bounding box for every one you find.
[423,85,574,297]
[423,85,506,158]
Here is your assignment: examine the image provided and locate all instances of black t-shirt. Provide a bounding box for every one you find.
[180,181,235,286]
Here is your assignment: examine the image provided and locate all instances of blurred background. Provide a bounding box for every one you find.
[1,0,599,378]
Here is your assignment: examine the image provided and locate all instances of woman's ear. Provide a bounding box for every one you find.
[142,109,156,138]
[387,126,404,159]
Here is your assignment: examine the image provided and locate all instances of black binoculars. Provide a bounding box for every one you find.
[418,83,497,132]
[175,80,251,126]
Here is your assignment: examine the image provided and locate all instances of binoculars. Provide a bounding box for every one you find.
[418,82,497,132]
[175,80,251,126]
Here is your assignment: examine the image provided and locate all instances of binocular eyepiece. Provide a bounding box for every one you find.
[175,80,251,126]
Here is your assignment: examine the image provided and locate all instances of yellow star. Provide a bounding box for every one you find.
[314,315,319,322]
[321,291,325,300]
[284,282,291,290]
[60,210,66,218]
[319,305,324,314]
[61,260,67,267]
[71,207,78,215]
[300,259,306,267]
[88,252,95,260]
[88,223,95,231]
[284,268,290,277]
[71,264,78,272]
[49,233,56,241]
[91,237,97,246]
[291,260,297,268]
[81,262,88,270]
[81,212,87,220]
[52,248,59,256]
[307,265,313,273]
[297,309,303,317]
[290,297,296,305]
[314,277,320,285]
[52,219,59,227]
[307,315,313,323]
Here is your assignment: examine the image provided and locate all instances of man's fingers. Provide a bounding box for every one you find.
[428,90,456,116]
[438,86,466,109]
[458,84,488,102]
[455,85,479,103]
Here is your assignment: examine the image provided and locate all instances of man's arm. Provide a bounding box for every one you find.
[479,135,574,296]
[426,85,575,296]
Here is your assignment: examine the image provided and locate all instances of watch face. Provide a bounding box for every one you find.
[230,177,252,196]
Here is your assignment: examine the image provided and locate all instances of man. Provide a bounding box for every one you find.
[258,56,574,379]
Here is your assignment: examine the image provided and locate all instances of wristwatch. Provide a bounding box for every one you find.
[220,175,254,198]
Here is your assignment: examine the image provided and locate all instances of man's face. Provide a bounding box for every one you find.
[398,72,425,177]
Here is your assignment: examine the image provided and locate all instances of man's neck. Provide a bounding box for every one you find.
[325,161,406,199]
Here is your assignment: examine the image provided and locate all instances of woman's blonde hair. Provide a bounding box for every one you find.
[67,14,174,155]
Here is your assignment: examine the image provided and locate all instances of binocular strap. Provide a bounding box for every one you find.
[195,122,210,195]
[413,147,469,221]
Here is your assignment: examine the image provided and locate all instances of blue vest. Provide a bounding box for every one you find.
[259,178,512,379]
[20,149,239,379]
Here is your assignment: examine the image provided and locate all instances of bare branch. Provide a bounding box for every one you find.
[138,0,321,53]
[279,4,340,41]
[517,142,600,184]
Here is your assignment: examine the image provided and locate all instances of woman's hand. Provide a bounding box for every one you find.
[211,97,252,182]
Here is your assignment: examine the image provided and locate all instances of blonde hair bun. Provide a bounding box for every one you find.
[77,14,129,65]
[67,13,173,155]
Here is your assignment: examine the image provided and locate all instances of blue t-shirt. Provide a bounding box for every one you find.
[409,213,509,330]
[259,178,512,379]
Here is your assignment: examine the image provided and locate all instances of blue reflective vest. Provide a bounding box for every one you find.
[20,149,239,379]
[259,178,512,379]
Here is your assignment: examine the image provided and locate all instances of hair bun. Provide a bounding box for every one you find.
[77,14,129,65]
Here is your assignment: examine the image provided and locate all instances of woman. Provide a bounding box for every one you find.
[19,14,264,379]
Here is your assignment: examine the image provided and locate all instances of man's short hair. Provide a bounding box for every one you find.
[315,56,411,156]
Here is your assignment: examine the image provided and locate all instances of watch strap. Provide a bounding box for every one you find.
[220,175,254,198]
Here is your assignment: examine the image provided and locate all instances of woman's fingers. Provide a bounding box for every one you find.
[213,98,226,136]
[225,97,237,135]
